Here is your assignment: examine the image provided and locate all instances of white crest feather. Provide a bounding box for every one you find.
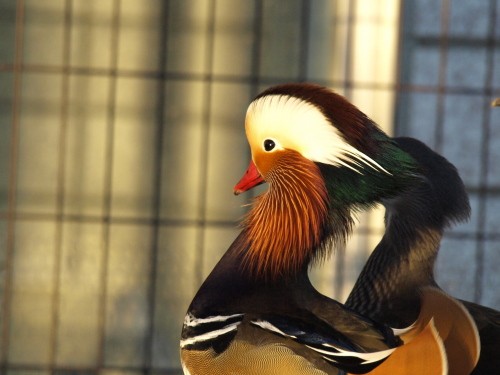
[246,95,390,175]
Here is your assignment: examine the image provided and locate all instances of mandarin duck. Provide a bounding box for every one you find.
[346,137,497,374]
[180,83,452,375]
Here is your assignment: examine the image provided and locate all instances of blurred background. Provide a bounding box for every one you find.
[0,0,499,374]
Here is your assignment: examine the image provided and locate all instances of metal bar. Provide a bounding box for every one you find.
[392,0,408,136]
[143,0,170,371]
[246,0,264,205]
[396,83,500,96]
[48,0,73,371]
[0,211,241,228]
[0,0,25,369]
[0,362,185,374]
[1,209,500,239]
[473,0,498,304]
[341,0,356,99]
[412,35,500,47]
[433,0,451,152]
[96,0,121,368]
[334,0,357,299]
[1,63,499,98]
[193,0,216,288]
[250,0,263,89]
[297,0,311,80]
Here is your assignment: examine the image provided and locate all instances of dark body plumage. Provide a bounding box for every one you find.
[180,84,454,374]
[345,137,500,374]
[181,231,400,374]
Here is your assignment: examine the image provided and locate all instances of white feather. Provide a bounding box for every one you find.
[183,313,243,327]
[180,322,241,348]
[306,344,395,364]
[246,95,390,175]
[181,359,192,375]
[251,317,395,366]
[392,320,417,336]
[251,320,298,338]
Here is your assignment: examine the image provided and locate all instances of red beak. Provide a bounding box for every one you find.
[234,160,265,195]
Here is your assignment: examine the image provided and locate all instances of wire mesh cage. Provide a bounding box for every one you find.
[0,0,499,374]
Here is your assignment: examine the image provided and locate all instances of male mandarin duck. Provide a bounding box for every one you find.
[180,83,457,374]
[346,137,497,374]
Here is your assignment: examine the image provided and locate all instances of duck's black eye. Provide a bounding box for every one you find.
[264,139,276,152]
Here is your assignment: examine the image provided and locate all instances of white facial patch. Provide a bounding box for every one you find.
[246,95,390,174]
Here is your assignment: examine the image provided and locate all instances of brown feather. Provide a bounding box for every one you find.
[399,287,480,375]
[240,150,331,280]
[357,318,448,375]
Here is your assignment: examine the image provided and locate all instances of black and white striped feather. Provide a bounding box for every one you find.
[180,313,244,353]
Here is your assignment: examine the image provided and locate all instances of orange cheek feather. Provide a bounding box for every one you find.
[239,150,331,279]
[252,150,276,178]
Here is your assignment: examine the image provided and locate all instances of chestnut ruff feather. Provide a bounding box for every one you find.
[240,150,335,280]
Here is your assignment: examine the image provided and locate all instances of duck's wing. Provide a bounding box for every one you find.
[360,317,447,375]
[179,292,452,375]
[180,311,342,375]
[250,313,396,374]
[397,287,479,375]
[180,309,397,374]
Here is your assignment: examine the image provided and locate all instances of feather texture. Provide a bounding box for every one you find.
[240,150,334,279]
[346,137,489,374]
[181,84,451,375]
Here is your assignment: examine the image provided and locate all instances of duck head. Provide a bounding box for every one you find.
[234,83,419,280]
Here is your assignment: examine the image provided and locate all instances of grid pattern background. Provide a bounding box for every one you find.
[0,1,498,374]
[397,0,500,307]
